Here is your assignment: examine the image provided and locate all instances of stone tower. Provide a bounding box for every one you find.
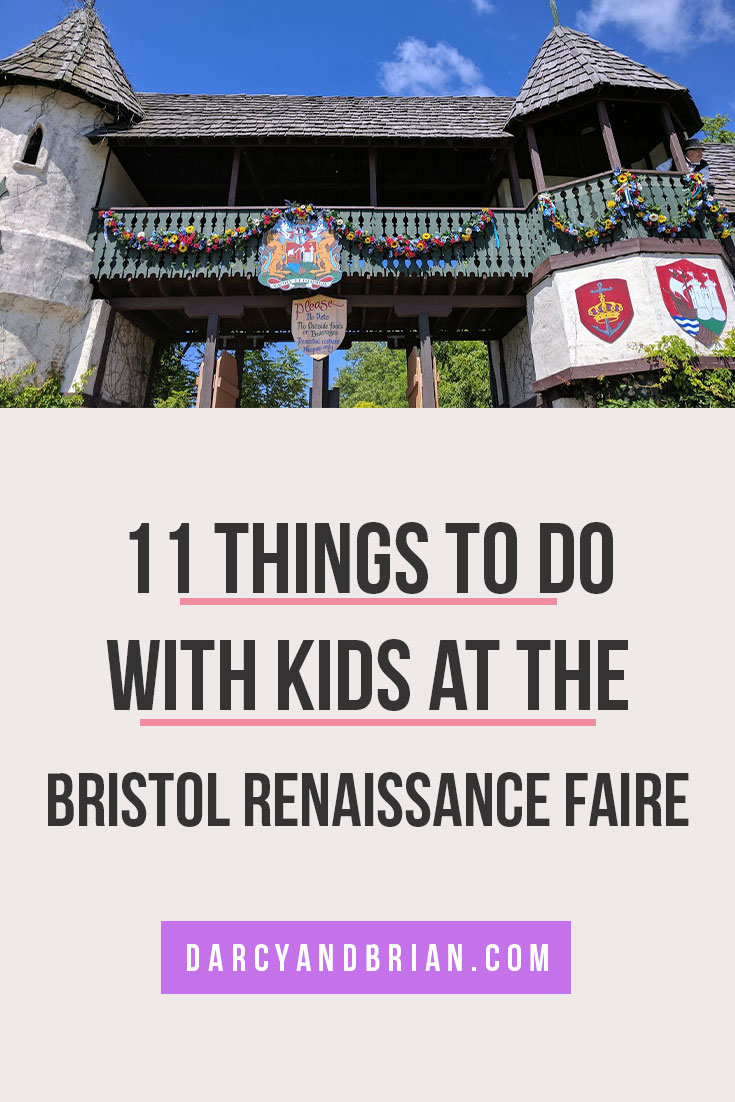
[0,5,154,403]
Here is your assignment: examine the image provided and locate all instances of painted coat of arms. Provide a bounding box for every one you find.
[657,260,728,348]
[258,215,342,290]
[575,279,634,343]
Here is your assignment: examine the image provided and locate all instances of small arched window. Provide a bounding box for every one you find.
[22,127,44,166]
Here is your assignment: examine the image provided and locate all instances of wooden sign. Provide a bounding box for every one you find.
[291,295,347,361]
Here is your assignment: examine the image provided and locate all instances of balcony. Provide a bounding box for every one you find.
[89,172,723,288]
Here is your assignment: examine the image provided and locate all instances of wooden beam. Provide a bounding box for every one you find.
[198,312,219,408]
[526,124,546,193]
[368,147,378,206]
[507,145,524,208]
[228,148,241,207]
[597,100,621,171]
[107,294,527,313]
[418,313,436,409]
[661,103,688,174]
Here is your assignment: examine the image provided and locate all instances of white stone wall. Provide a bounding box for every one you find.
[502,317,536,406]
[528,252,735,383]
[0,84,152,401]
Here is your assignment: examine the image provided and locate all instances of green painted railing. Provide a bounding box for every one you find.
[89,172,718,283]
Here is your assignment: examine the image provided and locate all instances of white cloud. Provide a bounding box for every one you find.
[577,0,735,53]
[379,38,494,96]
[471,0,495,12]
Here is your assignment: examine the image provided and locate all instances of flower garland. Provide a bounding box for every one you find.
[98,201,500,263]
[539,170,733,247]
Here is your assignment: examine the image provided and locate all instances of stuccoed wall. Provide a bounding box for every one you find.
[101,312,154,406]
[502,317,536,406]
[0,84,151,400]
[528,252,735,383]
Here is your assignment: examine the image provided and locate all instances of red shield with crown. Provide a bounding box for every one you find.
[575,278,634,343]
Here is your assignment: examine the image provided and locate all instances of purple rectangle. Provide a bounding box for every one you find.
[161,921,571,994]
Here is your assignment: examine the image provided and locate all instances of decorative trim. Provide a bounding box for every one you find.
[531,237,728,288]
[533,355,735,393]
[98,201,500,268]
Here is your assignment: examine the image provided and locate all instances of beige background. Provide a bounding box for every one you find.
[0,411,732,1099]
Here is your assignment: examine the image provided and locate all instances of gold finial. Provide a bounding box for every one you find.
[551,0,561,26]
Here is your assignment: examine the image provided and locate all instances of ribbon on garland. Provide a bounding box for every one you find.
[539,170,733,247]
[98,201,500,265]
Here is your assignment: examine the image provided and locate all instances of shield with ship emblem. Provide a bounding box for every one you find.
[657,260,728,348]
[258,214,342,290]
[575,278,634,343]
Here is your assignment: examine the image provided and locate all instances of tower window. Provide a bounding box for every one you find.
[22,127,43,166]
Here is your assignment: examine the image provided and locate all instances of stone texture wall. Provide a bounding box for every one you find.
[0,84,152,402]
[502,317,536,406]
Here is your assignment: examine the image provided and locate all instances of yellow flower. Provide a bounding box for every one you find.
[186,225,195,234]
[586,229,595,238]
[604,219,612,229]
[619,173,629,184]
[346,232,355,241]
[606,200,616,209]
[179,244,188,253]
[658,215,667,223]
[422,233,431,241]
[170,234,179,244]
[462,233,471,241]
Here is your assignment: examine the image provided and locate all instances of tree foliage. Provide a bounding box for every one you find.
[335,341,492,407]
[701,114,735,144]
[0,367,87,407]
[149,342,309,408]
[239,346,308,408]
[578,332,735,407]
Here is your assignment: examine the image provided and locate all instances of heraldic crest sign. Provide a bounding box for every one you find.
[575,279,634,343]
[258,211,343,290]
[657,260,728,348]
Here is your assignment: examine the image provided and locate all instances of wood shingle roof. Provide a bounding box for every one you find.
[706,143,735,210]
[89,93,516,142]
[509,24,699,131]
[0,6,141,122]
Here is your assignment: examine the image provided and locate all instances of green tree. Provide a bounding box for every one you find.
[335,343,408,407]
[239,345,308,408]
[149,341,309,408]
[435,342,492,407]
[701,114,735,143]
[335,341,492,408]
[149,343,201,408]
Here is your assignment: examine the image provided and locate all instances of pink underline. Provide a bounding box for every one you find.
[140,718,595,728]
[180,597,557,607]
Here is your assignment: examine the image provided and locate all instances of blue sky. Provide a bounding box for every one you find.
[4,0,735,119]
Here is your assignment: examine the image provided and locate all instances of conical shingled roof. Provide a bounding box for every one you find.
[509,25,699,132]
[0,6,142,123]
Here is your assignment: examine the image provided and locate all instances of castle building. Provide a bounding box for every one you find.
[1,3,733,406]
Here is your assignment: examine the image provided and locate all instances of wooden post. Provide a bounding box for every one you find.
[507,145,523,208]
[310,356,330,408]
[418,313,437,409]
[485,341,499,408]
[228,148,241,206]
[526,124,546,193]
[235,345,245,400]
[368,148,378,206]
[661,104,688,173]
[597,100,621,170]
[198,313,219,408]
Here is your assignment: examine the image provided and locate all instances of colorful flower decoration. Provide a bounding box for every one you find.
[539,171,733,247]
[98,201,500,265]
